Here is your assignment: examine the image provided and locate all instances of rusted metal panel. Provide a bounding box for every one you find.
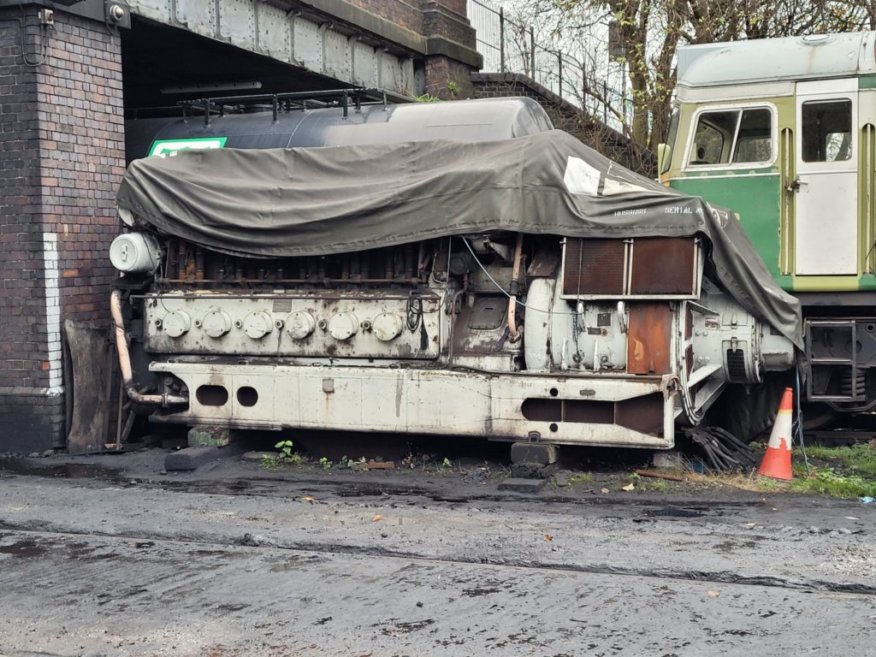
[629,238,696,295]
[563,239,625,296]
[627,303,673,374]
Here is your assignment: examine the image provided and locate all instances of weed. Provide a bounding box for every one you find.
[441,457,452,470]
[789,467,876,499]
[318,457,332,470]
[803,444,876,478]
[279,441,303,465]
[567,472,593,485]
[261,439,303,470]
[338,456,366,471]
[757,477,781,492]
[641,478,670,492]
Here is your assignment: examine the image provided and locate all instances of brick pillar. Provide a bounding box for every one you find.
[0,9,125,453]
[420,0,480,99]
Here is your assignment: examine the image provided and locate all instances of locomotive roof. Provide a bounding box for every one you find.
[677,31,876,90]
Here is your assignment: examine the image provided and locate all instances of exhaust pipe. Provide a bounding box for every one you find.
[111,289,187,407]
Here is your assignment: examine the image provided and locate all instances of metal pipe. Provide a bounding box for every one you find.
[507,233,524,342]
[499,7,505,73]
[110,290,187,408]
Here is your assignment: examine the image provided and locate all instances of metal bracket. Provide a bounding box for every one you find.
[0,1,131,29]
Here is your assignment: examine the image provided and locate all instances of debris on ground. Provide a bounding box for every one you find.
[365,460,395,470]
[635,469,684,482]
[684,426,760,473]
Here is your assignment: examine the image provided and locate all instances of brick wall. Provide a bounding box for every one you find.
[424,55,473,98]
[348,0,424,32]
[0,9,124,453]
[38,16,125,325]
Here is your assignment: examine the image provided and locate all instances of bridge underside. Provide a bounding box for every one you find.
[122,16,354,114]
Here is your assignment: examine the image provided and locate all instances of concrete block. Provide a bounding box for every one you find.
[510,442,557,466]
[165,446,223,471]
[498,477,547,494]
[652,450,683,470]
[188,425,232,447]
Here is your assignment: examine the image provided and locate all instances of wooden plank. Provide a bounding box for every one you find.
[64,321,113,454]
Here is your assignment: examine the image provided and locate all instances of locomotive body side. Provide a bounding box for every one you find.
[663,32,876,411]
[112,96,797,448]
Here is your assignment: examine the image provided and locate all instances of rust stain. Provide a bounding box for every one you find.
[629,237,696,295]
[627,303,672,374]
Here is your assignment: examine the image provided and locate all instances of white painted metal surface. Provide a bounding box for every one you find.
[144,292,442,359]
[678,32,876,89]
[109,233,161,273]
[794,80,858,276]
[150,360,675,449]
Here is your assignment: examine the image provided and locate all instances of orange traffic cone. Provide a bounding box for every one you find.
[757,387,794,480]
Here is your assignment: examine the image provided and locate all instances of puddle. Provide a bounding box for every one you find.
[644,506,706,519]
[0,538,47,558]
[0,460,121,480]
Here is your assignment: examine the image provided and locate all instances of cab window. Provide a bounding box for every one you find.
[801,99,852,162]
[688,107,773,167]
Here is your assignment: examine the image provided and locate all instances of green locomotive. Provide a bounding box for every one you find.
[660,31,876,417]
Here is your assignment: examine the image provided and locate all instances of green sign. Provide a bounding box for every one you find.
[147,137,228,158]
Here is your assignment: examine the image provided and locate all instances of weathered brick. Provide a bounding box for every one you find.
[0,9,124,451]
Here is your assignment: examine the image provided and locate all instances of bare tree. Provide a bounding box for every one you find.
[527,0,872,149]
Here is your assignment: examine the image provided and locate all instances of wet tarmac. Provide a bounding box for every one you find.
[0,449,873,656]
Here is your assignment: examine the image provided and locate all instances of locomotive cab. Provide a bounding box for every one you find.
[663,32,876,412]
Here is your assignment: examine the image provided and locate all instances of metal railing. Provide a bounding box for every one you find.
[467,0,633,132]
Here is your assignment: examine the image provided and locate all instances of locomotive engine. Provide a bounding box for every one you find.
[111,95,799,449]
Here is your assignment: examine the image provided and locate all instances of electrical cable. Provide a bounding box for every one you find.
[16,4,48,67]
[794,367,811,474]
[460,237,578,316]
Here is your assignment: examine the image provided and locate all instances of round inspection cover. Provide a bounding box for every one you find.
[202,310,232,338]
[243,311,274,340]
[286,310,316,340]
[373,313,403,342]
[328,312,358,341]
[163,310,191,338]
